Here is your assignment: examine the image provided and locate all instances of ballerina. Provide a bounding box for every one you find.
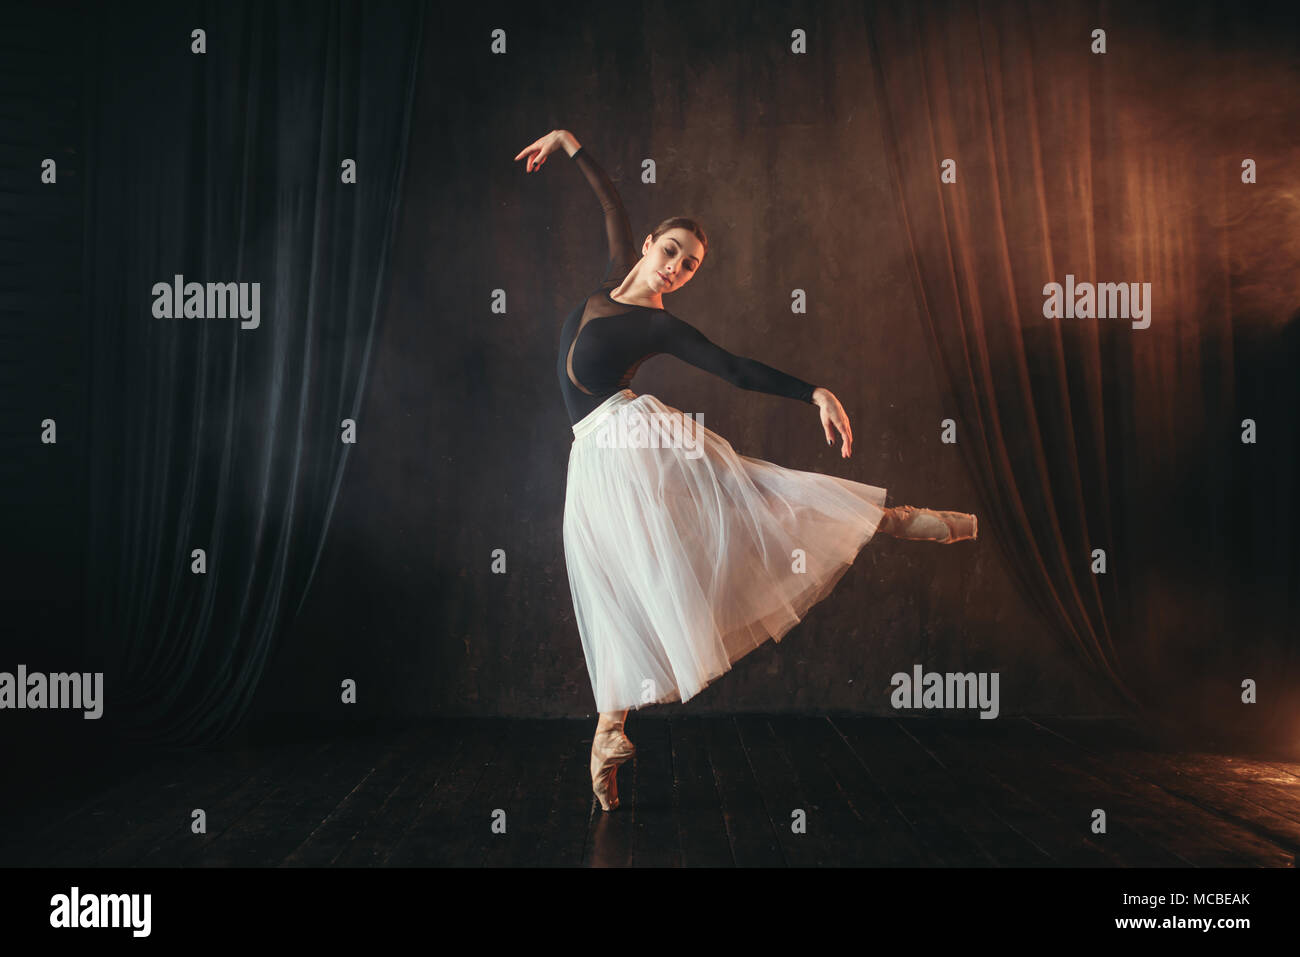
[515,129,977,811]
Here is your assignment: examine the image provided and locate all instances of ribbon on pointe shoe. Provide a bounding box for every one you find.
[594,710,635,761]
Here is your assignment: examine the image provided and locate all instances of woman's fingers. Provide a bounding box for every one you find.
[514,134,552,171]
[523,148,550,172]
[819,401,853,456]
[837,406,852,458]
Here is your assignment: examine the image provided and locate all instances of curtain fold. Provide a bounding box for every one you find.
[865,0,1300,725]
[82,0,424,746]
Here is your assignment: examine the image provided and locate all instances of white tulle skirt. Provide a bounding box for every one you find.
[562,389,888,712]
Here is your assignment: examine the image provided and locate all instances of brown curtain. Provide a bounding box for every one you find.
[864,0,1300,734]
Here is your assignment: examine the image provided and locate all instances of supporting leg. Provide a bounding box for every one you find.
[591,709,635,811]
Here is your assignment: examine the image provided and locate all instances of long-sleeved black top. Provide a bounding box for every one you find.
[556,145,818,426]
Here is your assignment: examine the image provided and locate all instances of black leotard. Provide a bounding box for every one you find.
[556,145,819,426]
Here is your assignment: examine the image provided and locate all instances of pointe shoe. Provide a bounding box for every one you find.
[888,505,978,543]
[590,720,636,812]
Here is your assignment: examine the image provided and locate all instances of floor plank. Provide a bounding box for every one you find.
[630,716,681,866]
[0,741,163,864]
[98,738,310,868]
[703,716,784,866]
[669,716,732,867]
[138,739,336,867]
[383,720,500,867]
[470,719,553,867]
[833,715,1000,865]
[8,716,1295,867]
[905,718,1113,866]
[962,719,1267,866]
[532,720,596,867]
[812,714,939,864]
[932,718,1190,866]
[733,714,828,866]
[1035,716,1300,834]
[196,732,393,867]
[283,727,432,867]
[332,722,466,867]
[1029,717,1294,868]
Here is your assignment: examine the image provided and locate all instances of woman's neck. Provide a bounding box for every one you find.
[611,270,662,309]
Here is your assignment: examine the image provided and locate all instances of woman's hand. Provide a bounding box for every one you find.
[813,387,853,458]
[514,130,578,173]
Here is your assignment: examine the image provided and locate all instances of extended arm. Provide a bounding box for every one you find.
[660,316,852,455]
[651,313,818,404]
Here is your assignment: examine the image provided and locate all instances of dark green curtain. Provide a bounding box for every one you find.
[82,0,424,746]
[865,0,1300,738]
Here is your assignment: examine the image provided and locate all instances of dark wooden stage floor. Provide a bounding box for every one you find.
[4,716,1298,867]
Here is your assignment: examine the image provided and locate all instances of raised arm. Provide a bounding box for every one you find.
[649,312,818,404]
[566,140,639,283]
[515,130,638,283]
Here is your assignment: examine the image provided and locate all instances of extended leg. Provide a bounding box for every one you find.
[877,505,977,543]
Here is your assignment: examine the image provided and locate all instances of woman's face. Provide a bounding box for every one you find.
[642,229,705,295]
